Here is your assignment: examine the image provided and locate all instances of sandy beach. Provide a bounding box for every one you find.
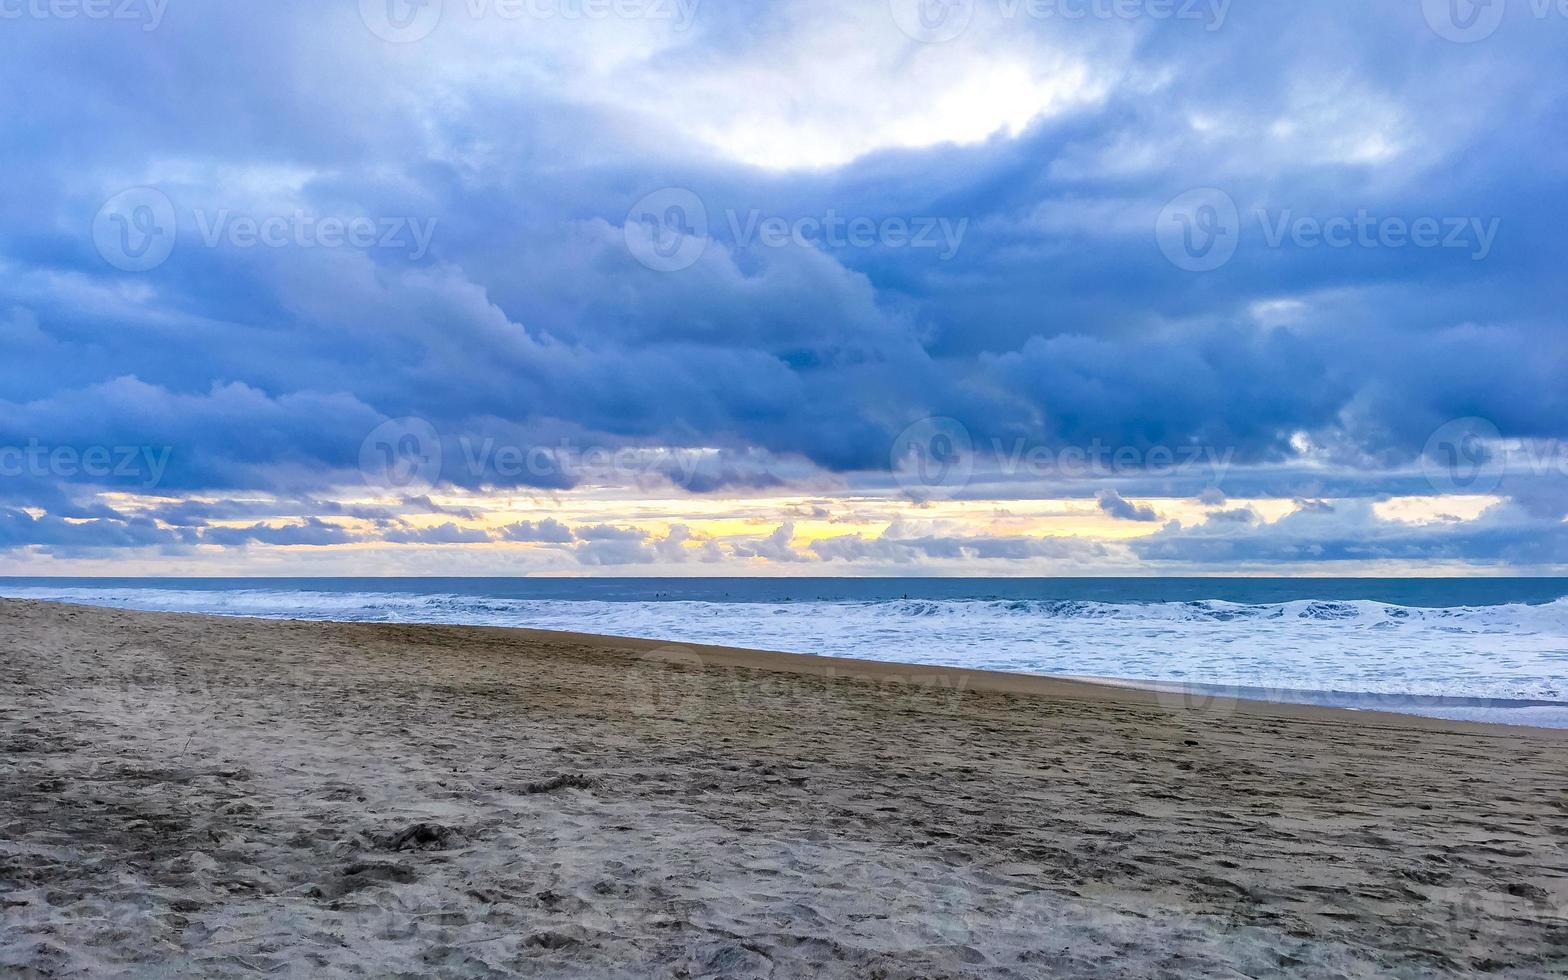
[1,599,1565,978]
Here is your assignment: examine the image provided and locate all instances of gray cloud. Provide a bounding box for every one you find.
[1097,490,1160,523]
[2,2,1565,569]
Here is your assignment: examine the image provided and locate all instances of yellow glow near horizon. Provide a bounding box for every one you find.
[47,489,1511,579]
[1372,495,1499,525]
[95,490,1324,556]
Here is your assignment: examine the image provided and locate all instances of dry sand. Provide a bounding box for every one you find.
[1,599,1565,978]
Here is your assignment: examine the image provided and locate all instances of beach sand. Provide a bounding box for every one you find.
[1,599,1565,978]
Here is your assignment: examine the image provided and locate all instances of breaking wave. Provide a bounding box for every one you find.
[5,585,1566,717]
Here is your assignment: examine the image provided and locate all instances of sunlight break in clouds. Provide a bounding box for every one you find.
[643,5,1114,170]
[390,0,1122,170]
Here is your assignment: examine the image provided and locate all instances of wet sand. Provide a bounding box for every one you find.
[1,599,1565,977]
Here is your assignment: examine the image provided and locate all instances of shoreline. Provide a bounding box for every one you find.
[5,598,1567,976]
[8,596,1568,736]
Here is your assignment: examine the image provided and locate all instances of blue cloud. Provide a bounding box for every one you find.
[1096,490,1160,522]
[1,2,1565,567]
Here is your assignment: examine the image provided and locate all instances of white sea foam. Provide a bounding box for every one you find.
[5,586,1566,716]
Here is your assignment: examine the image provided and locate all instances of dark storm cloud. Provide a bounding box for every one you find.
[1133,501,1568,567]
[1096,490,1160,523]
[1,2,1566,566]
[0,508,195,552]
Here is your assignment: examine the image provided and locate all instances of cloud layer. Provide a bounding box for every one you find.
[1,1,1565,571]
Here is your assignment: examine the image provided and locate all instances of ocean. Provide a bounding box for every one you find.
[5,577,1567,728]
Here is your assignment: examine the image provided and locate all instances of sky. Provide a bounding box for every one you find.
[1,0,1566,576]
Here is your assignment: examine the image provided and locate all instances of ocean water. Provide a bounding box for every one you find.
[4,577,1567,728]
